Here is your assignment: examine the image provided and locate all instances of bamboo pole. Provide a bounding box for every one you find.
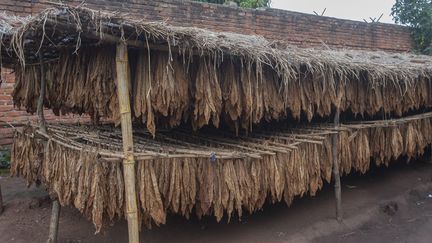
[332,92,343,222]
[37,52,47,134]
[116,42,140,243]
[0,183,3,215]
[37,51,61,242]
[47,201,60,243]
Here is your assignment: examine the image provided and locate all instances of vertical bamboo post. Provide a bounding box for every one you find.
[332,89,343,222]
[116,42,140,243]
[47,201,60,243]
[37,51,61,243]
[0,183,3,215]
[37,52,47,134]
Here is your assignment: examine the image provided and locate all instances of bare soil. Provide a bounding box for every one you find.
[1,160,432,243]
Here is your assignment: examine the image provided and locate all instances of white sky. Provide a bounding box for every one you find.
[271,0,397,24]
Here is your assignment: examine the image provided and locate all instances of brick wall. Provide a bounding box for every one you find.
[0,70,15,146]
[0,69,86,147]
[0,0,414,146]
[5,0,413,52]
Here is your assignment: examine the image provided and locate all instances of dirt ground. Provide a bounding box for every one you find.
[1,159,432,243]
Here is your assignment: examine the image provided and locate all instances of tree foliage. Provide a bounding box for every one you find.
[194,0,271,8]
[0,150,10,169]
[392,0,432,54]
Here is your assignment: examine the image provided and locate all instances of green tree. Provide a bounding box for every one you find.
[391,0,432,54]
[194,0,271,8]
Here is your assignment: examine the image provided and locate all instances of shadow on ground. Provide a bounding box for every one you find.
[1,159,432,243]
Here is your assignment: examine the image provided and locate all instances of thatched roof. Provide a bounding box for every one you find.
[2,4,432,135]
[1,4,432,79]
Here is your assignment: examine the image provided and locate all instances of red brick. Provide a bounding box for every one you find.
[0,138,14,146]
[3,0,413,52]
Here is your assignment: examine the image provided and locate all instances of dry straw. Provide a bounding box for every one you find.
[2,5,432,135]
[11,112,432,231]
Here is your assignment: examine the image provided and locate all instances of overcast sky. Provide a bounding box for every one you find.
[271,0,397,24]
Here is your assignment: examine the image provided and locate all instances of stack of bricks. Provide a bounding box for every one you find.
[0,0,414,146]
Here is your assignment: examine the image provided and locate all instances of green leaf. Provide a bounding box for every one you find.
[392,0,432,54]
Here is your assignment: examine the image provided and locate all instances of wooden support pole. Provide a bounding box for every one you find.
[47,200,60,243]
[116,42,140,243]
[38,51,61,242]
[332,95,343,222]
[0,183,3,215]
[37,52,47,134]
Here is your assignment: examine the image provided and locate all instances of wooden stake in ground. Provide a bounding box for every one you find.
[332,94,343,222]
[0,183,3,215]
[116,42,140,243]
[47,200,60,243]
